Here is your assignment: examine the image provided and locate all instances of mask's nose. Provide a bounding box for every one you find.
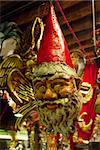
[43,88,57,100]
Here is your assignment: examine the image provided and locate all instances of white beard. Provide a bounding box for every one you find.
[37,92,82,136]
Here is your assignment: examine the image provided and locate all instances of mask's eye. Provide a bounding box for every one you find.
[34,82,46,99]
[34,81,45,89]
[54,84,61,93]
[38,85,46,93]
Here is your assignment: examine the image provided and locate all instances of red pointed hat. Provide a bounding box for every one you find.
[33,3,79,81]
[37,3,73,68]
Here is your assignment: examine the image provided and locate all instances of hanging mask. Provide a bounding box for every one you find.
[79,82,93,103]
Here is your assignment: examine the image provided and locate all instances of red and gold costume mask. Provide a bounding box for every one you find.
[32,3,82,136]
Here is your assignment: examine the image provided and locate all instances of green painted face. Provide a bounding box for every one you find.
[33,77,82,136]
[34,78,75,101]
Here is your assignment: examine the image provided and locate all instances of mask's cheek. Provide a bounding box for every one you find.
[59,86,69,97]
[34,90,43,99]
[59,84,75,97]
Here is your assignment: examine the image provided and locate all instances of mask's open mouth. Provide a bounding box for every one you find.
[46,104,58,110]
[36,92,78,107]
[36,93,82,136]
[40,98,68,110]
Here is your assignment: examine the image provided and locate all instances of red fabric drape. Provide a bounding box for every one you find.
[77,63,98,140]
[82,63,97,87]
[70,133,74,150]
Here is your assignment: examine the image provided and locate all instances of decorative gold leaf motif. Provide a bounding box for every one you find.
[0,54,23,88]
[78,112,93,132]
[7,69,34,104]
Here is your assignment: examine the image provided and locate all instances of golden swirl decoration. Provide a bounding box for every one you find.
[78,112,93,132]
[31,17,44,50]
[79,82,93,103]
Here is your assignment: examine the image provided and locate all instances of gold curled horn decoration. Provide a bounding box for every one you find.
[78,112,93,132]
[78,137,89,144]
[31,17,44,50]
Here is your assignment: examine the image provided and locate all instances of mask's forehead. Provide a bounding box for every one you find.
[34,77,72,86]
[33,75,72,87]
[32,62,80,84]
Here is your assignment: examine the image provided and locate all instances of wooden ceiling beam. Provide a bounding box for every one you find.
[61,11,100,37]
[58,3,91,24]
[70,45,94,53]
[18,2,91,26]
[6,1,82,25]
[69,39,93,51]
[53,1,82,12]
[0,1,10,7]
[0,1,35,20]
[70,46,95,53]
[61,16,92,36]
[58,1,100,25]
[3,1,100,30]
[11,2,49,25]
[66,29,93,46]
